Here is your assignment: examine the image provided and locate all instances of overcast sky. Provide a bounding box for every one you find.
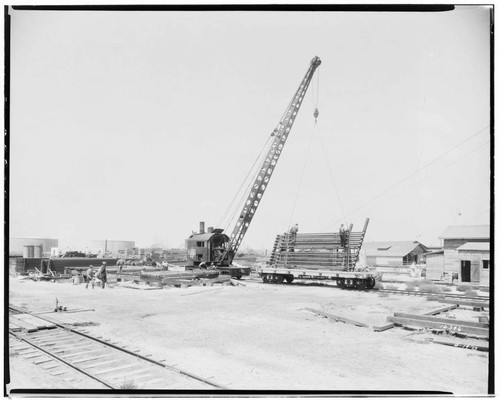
[9,6,491,251]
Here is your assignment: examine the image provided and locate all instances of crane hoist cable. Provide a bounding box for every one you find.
[315,127,349,227]
[286,71,322,231]
[287,118,317,230]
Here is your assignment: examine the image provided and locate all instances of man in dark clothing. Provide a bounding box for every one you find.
[97,262,107,289]
[339,224,346,247]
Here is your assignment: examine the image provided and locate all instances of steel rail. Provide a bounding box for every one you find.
[9,305,225,390]
[9,330,115,389]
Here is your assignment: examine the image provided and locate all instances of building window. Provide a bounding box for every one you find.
[482,260,490,270]
[196,241,205,247]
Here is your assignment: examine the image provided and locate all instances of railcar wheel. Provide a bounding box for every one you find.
[367,277,376,289]
[355,279,367,290]
[337,279,346,289]
[285,275,294,284]
[262,275,269,283]
[275,275,284,284]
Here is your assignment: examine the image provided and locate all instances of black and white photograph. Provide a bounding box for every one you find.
[5,4,493,395]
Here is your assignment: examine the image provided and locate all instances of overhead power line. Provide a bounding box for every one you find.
[322,125,490,231]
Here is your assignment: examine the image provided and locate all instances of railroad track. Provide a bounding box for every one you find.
[9,306,225,390]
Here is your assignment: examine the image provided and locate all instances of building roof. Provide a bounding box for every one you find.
[362,241,427,257]
[439,225,490,240]
[457,242,490,252]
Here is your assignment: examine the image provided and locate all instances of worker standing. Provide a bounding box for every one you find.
[97,262,107,289]
[85,265,95,289]
[117,258,125,273]
[339,224,346,248]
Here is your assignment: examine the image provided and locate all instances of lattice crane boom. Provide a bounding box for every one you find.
[227,56,322,259]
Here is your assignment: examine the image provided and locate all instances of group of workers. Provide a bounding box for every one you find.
[289,223,349,248]
[85,262,108,289]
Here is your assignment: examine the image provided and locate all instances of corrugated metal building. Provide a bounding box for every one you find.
[362,241,428,267]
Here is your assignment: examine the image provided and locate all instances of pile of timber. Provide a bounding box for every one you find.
[268,219,369,270]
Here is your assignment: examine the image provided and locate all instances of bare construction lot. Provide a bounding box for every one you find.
[8,276,489,394]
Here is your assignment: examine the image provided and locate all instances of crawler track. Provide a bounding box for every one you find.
[9,306,225,390]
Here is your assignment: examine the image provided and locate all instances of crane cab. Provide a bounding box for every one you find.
[185,222,250,278]
[186,227,231,267]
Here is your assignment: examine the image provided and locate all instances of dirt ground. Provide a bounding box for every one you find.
[7,276,490,394]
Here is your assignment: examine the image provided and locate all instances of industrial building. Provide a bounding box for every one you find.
[9,238,59,258]
[426,225,490,286]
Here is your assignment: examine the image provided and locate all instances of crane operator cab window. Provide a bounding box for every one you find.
[212,235,227,262]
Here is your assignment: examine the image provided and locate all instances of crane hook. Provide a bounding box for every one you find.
[313,108,319,122]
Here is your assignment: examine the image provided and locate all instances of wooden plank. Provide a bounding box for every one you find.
[14,314,56,330]
[393,312,489,329]
[71,354,111,364]
[423,305,458,316]
[305,308,369,328]
[387,316,489,338]
[438,299,489,308]
[9,323,23,332]
[10,316,39,332]
[82,359,118,370]
[372,323,395,332]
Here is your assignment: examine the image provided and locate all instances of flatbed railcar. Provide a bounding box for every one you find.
[261,218,381,289]
[257,266,381,289]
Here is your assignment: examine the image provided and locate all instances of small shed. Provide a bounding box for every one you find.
[424,250,445,280]
[456,242,490,286]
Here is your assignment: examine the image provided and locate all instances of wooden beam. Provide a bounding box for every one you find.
[387,316,489,338]
[394,312,489,329]
[305,308,369,328]
[372,323,395,332]
[423,305,458,316]
[438,299,489,308]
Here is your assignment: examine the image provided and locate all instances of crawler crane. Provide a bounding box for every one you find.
[186,56,322,278]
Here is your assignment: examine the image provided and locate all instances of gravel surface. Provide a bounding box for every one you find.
[8,276,489,394]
